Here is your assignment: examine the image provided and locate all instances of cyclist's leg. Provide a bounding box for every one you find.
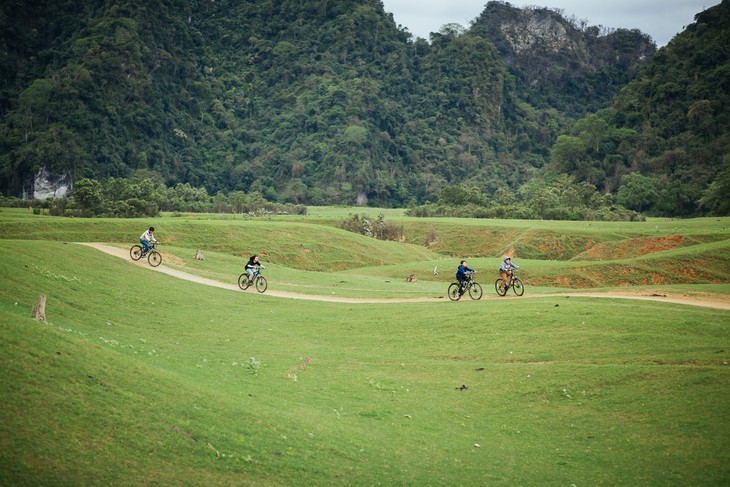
[140,239,150,253]
[499,271,508,290]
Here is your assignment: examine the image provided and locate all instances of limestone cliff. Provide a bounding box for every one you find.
[470,2,656,116]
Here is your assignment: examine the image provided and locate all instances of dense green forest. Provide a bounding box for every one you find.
[0,0,727,216]
[551,1,730,216]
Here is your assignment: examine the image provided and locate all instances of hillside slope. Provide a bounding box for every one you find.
[0,0,656,208]
[1,239,728,484]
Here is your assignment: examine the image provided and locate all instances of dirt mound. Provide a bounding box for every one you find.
[573,235,691,261]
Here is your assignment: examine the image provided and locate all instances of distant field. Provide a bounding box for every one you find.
[0,208,728,484]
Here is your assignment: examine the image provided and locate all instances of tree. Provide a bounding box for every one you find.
[438,23,466,38]
[493,186,516,206]
[699,158,730,215]
[574,114,608,154]
[616,173,658,213]
[71,178,103,214]
[530,187,562,219]
[550,135,587,174]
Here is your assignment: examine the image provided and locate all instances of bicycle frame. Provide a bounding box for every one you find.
[461,272,475,288]
[496,268,523,296]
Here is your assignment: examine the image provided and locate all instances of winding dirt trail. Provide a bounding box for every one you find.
[80,243,730,310]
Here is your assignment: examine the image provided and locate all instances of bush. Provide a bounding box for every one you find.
[338,213,403,242]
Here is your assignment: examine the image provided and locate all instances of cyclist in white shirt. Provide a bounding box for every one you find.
[140,226,157,254]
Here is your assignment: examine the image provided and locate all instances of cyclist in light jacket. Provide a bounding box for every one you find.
[499,256,518,291]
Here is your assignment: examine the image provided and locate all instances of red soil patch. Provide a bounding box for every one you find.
[574,235,688,261]
[529,275,596,289]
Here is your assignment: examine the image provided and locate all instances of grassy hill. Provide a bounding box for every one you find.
[0,209,729,484]
[0,251,728,483]
[2,208,729,293]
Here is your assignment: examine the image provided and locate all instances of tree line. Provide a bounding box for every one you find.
[407,176,642,221]
[1,177,306,217]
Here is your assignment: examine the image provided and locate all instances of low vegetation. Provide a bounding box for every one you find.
[407,177,642,221]
[2,177,306,218]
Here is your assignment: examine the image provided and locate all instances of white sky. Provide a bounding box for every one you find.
[381,0,716,47]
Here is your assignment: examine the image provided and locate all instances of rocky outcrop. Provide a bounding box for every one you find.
[470,2,656,117]
[29,167,72,200]
[499,9,579,55]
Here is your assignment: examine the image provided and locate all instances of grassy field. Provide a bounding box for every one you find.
[1,208,729,485]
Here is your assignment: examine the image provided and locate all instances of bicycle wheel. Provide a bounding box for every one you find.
[148,251,162,267]
[130,245,143,261]
[511,278,525,296]
[495,279,507,296]
[238,273,251,290]
[448,283,461,301]
[469,282,483,300]
[255,276,268,293]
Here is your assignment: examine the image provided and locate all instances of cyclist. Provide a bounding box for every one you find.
[456,260,475,295]
[245,254,265,281]
[139,226,157,255]
[499,256,518,292]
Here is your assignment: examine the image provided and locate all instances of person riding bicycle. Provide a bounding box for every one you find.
[456,260,476,294]
[245,254,265,281]
[499,256,518,292]
[139,227,157,255]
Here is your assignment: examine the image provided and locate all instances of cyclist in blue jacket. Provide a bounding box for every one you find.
[456,260,476,294]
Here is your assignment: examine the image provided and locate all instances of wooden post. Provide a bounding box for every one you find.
[194,249,204,261]
[32,294,46,321]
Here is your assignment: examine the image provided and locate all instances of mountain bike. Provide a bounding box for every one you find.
[130,241,162,267]
[495,268,524,296]
[448,271,483,301]
[238,268,268,293]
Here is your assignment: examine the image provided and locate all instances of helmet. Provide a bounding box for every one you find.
[503,256,511,261]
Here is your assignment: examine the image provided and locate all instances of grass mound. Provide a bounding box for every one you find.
[0,212,439,271]
[1,239,728,484]
[571,234,723,261]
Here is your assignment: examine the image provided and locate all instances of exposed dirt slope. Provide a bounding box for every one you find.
[81,243,730,310]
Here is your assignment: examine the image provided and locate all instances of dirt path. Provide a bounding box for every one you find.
[81,243,730,310]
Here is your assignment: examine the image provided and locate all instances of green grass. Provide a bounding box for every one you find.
[2,208,729,292]
[0,210,437,271]
[1,210,729,485]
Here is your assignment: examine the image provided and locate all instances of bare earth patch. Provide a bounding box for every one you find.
[573,234,690,261]
[80,243,730,310]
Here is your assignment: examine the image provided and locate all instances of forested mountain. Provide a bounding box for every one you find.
[546,0,730,216]
[470,2,655,117]
[0,0,726,215]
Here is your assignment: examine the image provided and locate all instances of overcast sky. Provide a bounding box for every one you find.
[381,0,716,47]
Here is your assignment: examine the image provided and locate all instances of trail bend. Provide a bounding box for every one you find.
[81,243,730,310]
